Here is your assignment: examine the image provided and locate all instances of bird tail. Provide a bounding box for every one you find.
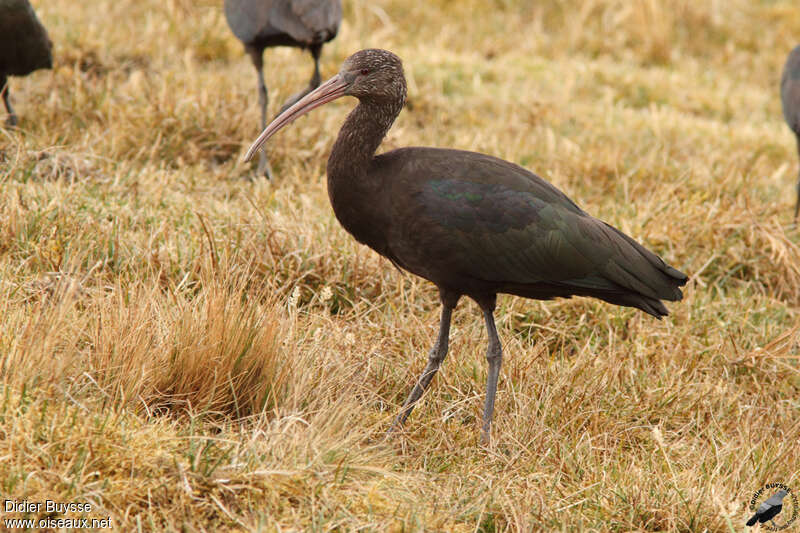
[605,222,688,293]
[558,219,688,318]
[746,514,758,526]
[502,214,688,318]
[594,221,688,317]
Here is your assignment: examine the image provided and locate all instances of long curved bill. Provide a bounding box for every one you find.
[244,74,349,162]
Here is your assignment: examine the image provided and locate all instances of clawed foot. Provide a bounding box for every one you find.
[384,416,405,440]
[256,153,273,180]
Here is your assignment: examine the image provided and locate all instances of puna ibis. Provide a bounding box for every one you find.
[224,0,341,178]
[244,49,688,444]
[781,45,800,220]
[0,0,53,127]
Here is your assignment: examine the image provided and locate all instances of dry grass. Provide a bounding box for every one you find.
[1,0,800,530]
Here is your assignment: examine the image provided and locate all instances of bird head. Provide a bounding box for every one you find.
[244,49,406,162]
[338,49,406,104]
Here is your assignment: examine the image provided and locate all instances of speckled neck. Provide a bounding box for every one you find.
[327,97,402,180]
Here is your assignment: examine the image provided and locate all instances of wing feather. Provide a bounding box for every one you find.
[383,148,686,305]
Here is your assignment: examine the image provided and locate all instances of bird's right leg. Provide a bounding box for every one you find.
[246,46,272,179]
[1,75,17,127]
[278,44,324,113]
[479,296,503,446]
[388,291,458,434]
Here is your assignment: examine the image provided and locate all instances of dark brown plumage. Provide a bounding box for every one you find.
[0,0,52,126]
[224,0,341,178]
[244,49,688,444]
[781,45,800,220]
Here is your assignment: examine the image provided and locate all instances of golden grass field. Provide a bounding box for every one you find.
[2,0,800,530]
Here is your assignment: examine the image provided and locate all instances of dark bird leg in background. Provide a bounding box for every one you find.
[246,45,273,179]
[243,43,326,179]
[479,296,503,446]
[795,137,800,221]
[309,44,323,88]
[1,75,17,127]
[389,291,457,433]
[794,174,800,221]
[279,44,324,114]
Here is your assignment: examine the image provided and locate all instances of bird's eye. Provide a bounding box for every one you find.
[360,68,370,75]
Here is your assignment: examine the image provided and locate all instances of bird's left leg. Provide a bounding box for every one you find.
[246,45,272,179]
[279,44,323,113]
[479,295,503,445]
[1,75,17,127]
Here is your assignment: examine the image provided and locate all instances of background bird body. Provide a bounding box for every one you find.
[0,0,52,126]
[225,0,340,47]
[246,49,687,443]
[224,0,341,177]
[780,45,800,219]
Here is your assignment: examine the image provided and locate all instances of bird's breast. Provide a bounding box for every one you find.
[328,183,391,257]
